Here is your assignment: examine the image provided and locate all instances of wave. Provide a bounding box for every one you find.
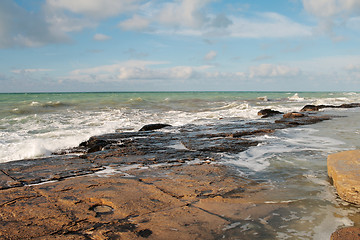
[2,91,360,162]
[288,93,305,102]
[10,101,71,115]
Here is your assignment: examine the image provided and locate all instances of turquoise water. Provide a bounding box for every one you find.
[1,91,360,239]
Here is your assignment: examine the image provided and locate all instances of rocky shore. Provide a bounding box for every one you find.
[0,104,359,239]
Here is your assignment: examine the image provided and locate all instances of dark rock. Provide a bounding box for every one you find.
[257,109,283,118]
[300,105,323,112]
[137,229,153,238]
[283,112,305,118]
[275,115,331,125]
[139,123,172,131]
[301,103,360,112]
[80,138,114,153]
[339,103,360,108]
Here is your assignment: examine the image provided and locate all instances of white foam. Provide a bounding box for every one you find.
[1,92,359,163]
[288,93,305,102]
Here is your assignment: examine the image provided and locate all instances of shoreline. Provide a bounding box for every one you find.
[0,104,359,239]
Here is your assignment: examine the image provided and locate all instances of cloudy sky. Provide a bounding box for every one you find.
[1,0,360,92]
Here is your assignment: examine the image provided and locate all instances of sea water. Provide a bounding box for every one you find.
[0,91,359,239]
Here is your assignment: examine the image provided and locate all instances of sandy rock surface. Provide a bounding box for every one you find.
[328,150,360,205]
[0,163,285,239]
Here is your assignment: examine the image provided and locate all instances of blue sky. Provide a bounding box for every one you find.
[1,0,360,92]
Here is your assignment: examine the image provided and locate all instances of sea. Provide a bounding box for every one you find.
[0,91,359,239]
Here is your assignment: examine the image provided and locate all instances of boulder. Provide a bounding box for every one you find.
[79,138,114,153]
[331,227,360,240]
[328,150,360,205]
[139,123,172,131]
[257,109,283,118]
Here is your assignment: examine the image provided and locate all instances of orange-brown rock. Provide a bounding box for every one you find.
[331,226,360,240]
[328,150,360,205]
[283,112,305,118]
[0,163,284,240]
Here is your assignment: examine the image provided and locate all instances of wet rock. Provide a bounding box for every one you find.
[136,229,153,238]
[283,112,305,118]
[300,105,325,112]
[257,109,283,118]
[300,103,360,112]
[328,150,360,205]
[139,123,172,131]
[275,115,331,126]
[339,103,360,108]
[182,138,258,153]
[80,137,116,153]
[331,227,360,240]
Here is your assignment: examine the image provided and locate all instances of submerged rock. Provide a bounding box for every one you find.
[139,123,172,131]
[328,150,360,205]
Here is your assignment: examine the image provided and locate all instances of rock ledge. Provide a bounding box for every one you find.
[328,150,360,205]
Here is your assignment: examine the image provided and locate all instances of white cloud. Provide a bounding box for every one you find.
[249,64,300,78]
[70,60,167,75]
[302,0,360,38]
[93,33,111,41]
[118,0,213,32]
[228,13,312,38]
[345,64,360,71]
[120,4,311,39]
[45,0,142,19]
[1,0,315,49]
[156,0,211,28]
[63,60,239,83]
[118,15,150,31]
[347,16,360,30]
[11,69,53,74]
[204,51,217,61]
[0,0,68,48]
[302,0,360,18]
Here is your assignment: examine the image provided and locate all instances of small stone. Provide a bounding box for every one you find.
[90,205,114,216]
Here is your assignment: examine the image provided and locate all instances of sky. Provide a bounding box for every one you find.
[1,0,360,92]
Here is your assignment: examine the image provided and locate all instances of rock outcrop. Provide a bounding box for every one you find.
[328,150,360,205]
